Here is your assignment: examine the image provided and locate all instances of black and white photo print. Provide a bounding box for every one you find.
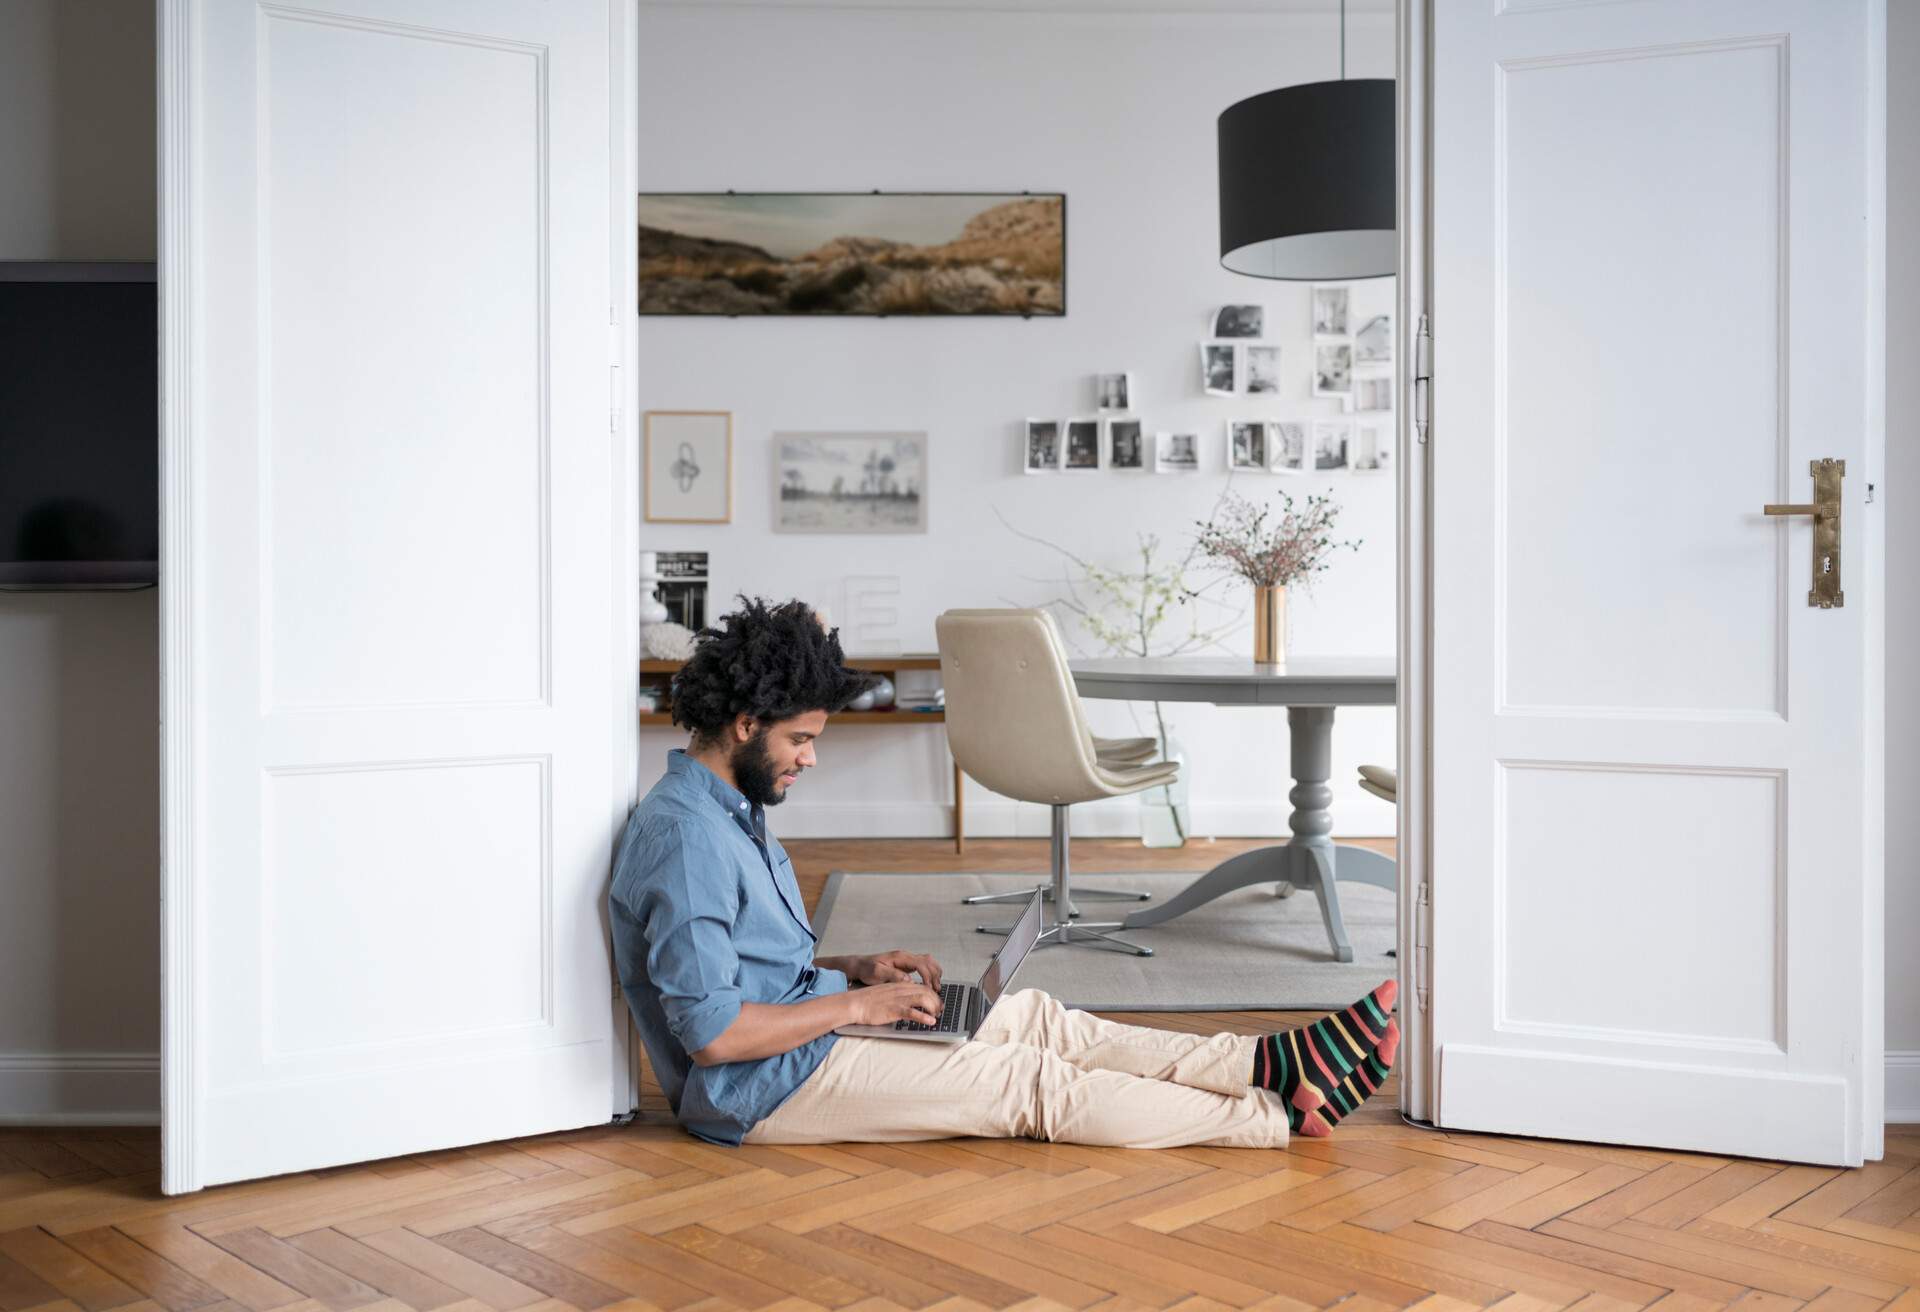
[1211,304,1264,338]
[1314,342,1353,396]
[1106,418,1145,469]
[1354,312,1392,364]
[1269,420,1308,473]
[1353,421,1393,471]
[1354,374,1393,412]
[1064,419,1102,470]
[1156,431,1201,472]
[1228,421,1267,471]
[1024,419,1060,473]
[1312,284,1350,336]
[1312,419,1351,471]
[1245,345,1281,395]
[1201,342,1238,396]
[1095,372,1134,411]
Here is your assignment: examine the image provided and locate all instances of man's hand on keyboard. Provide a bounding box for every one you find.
[848,950,943,991]
[842,982,943,1029]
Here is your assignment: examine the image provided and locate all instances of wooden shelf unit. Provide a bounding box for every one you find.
[639,652,965,853]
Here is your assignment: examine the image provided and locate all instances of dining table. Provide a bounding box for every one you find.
[1069,655,1398,962]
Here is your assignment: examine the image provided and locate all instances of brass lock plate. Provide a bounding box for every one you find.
[1806,458,1844,608]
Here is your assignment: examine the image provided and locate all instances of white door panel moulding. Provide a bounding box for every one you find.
[160,0,634,1193]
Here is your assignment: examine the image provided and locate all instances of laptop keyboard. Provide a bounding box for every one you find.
[895,983,969,1033]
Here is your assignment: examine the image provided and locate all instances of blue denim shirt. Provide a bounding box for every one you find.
[609,749,847,1145]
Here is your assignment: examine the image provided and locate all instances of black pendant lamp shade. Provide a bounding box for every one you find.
[1218,77,1396,281]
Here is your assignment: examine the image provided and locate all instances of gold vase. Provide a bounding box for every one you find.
[1253,584,1287,665]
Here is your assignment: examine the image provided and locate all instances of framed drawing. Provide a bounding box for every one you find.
[644,411,732,523]
[774,431,928,533]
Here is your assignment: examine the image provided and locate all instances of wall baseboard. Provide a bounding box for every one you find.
[1890,1051,1920,1124]
[768,800,1396,841]
[2,1049,1914,1129]
[0,1052,161,1126]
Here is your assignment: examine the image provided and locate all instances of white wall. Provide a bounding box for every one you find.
[0,0,160,1121]
[634,4,1402,842]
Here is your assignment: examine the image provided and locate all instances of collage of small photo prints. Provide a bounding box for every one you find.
[1022,286,1394,476]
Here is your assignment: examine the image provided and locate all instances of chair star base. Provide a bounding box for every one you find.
[977,918,1154,957]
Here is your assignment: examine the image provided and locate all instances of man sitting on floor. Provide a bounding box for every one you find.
[609,596,1399,1149]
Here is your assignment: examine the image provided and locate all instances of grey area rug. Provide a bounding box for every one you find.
[811,870,1397,1012]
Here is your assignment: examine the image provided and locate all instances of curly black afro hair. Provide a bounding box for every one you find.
[670,596,876,745]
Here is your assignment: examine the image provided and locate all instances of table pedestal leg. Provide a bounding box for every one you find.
[1121,704,1395,962]
[1286,706,1348,961]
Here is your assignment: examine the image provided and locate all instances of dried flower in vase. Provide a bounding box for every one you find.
[1190,489,1361,592]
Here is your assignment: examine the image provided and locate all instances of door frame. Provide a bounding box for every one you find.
[157,0,644,1194]
[1394,0,1890,1150]
[610,0,642,1120]
[1393,0,1434,1127]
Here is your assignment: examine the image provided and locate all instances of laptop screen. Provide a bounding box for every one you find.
[978,889,1043,1007]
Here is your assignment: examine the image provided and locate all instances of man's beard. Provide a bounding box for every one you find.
[731,729,790,807]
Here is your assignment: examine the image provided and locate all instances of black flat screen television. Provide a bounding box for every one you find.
[0,261,159,590]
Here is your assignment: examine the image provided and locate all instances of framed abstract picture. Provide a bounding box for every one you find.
[644,411,732,523]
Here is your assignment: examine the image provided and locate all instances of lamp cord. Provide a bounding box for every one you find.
[1340,0,1347,79]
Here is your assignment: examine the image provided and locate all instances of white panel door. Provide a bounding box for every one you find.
[1428,0,1884,1165]
[160,0,625,1191]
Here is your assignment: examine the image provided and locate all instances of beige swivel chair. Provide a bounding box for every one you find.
[936,608,1179,956]
[1358,765,1397,803]
[1032,610,1161,770]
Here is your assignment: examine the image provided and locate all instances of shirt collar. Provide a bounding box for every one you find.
[666,748,760,829]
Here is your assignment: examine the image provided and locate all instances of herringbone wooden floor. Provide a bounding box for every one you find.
[4,839,1915,1312]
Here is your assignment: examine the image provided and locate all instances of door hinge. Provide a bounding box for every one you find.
[608,324,623,434]
[1412,314,1432,445]
[1414,879,1432,1013]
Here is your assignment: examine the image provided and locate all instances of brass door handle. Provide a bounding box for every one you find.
[1764,458,1845,608]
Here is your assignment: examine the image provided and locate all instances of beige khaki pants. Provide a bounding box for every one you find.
[742,988,1290,1148]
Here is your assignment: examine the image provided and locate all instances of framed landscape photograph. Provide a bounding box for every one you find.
[644,411,732,523]
[774,432,928,533]
[639,192,1066,316]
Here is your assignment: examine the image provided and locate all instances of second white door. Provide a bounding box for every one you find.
[1424,0,1884,1165]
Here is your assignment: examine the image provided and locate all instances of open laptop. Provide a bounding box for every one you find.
[834,887,1044,1043]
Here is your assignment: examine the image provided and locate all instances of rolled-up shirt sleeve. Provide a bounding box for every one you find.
[634,821,743,1056]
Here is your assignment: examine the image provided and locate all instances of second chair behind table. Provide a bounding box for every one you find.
[935,607,1181,958]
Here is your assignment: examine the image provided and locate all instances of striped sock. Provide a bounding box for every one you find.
[1249,979,1399,1138]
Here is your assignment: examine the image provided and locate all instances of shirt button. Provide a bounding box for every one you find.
[738,801,747,810]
